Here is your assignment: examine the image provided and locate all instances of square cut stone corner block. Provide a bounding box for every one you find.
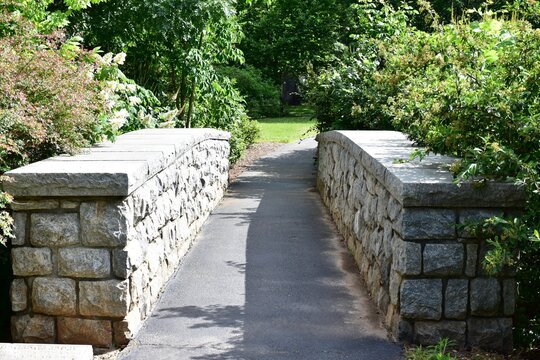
[400,279,443,320]
[30,213,80,247]
[12,247,52,276]
[79,280,129,318]
[470,278,501,316]
[10,279,28,312]
[32,277,77,316]
[400,208,456,240]
[423,243,464,276]
[11,314,56,343]
[80,201,131,247]
[58,317,113,348]
[58,248,111,278]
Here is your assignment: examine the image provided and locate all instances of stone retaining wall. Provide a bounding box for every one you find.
[3,129,230,348]
[317,131,525,352]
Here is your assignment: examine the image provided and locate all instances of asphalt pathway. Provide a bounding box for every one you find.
[119,138,403,360]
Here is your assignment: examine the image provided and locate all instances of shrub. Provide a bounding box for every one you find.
[193,75,260,163]
[219,65,281,118]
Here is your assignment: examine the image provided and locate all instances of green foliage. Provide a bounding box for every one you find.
[92,51,178,135]
[407,338,456,360]
[238,0,352,83]
[219,65,281,118]
[0,9,109,247]
[305,0,414,131]
[192,75,260,163]
[4,0,106,32]
[71,0,253,161]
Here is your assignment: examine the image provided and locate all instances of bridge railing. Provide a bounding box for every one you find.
[317,130,524,353]
[3,128,230,348]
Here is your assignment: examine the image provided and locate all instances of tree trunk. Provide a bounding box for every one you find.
[185,31,205,128]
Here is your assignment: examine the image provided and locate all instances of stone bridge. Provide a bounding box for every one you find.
[3,129,522,358]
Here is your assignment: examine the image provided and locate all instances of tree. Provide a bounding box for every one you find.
[238,0,353,86]
[71,0,244,128]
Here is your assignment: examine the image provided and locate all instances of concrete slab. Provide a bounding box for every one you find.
[0,343,92,360]
[119,139,402,360]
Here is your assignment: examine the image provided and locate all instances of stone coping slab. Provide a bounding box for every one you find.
[0,343,92,360]
[316,130,525,207]
[3,128,230,197]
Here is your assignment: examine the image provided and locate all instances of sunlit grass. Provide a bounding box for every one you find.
[255,105,317,143]
[255,116,317,143]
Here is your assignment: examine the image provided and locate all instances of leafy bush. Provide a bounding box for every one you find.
[193,75,260,163]
[0,11,108,244]
[219,65,280,118]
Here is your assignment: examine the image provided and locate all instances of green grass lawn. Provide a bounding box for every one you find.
[255,105,318,143]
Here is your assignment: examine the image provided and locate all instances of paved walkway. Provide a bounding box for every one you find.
[119,139,402,360]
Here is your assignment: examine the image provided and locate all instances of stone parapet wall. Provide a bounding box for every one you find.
[3,129,230,348]
[316,131,524,352]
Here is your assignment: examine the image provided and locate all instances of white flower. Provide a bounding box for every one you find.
[102,52,114,65]
[109,109,129,130]
[142,114,154,127]
[160,109,179,122]
[113,52,127,65]
[126,84,137,92]
[158,120,175,128]
[105,81,118,91]
[105,100,117,111]
[129,96,142,105]
[116,83,127,92]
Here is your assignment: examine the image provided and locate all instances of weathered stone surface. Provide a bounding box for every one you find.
[58,248,110,278]
[32,277,77,316]
[458,209,503,238]
[465,244,478,277]
[445,279,468,319]
[386,197,401,222]
[423,244,463,276]
[400,279,442,320]
[61,200,80,209]
[30,213,79,247]
[113,310,143,346]
[79,280,129,317]
[12,248,52,276]
[392,239,421,275]
[470,278,501,316]
[10,200,58,211]
[12,213,27,246]
[400,209,455,240]
[80,201,130,247]
[503,279,516,316]
[58,317,112,347]
[415,321,466,347]
[10,279,27,312]
[389,271,401,305]
[468,318,513,353]
[11,314,55,343]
